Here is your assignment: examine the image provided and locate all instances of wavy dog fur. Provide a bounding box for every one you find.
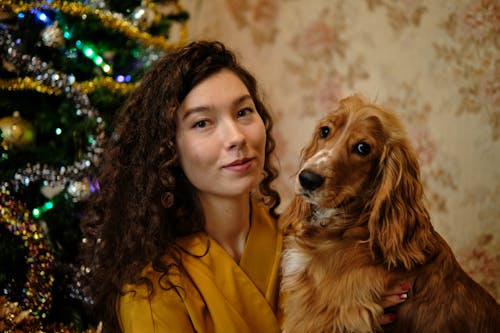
[280,95,500,333]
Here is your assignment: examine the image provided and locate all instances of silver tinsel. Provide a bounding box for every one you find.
[83,0,108,10]
[0,27,106,192]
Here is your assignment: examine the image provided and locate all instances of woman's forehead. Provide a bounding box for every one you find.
[179,70,252,111]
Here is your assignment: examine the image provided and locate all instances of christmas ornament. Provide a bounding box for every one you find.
[6,0,188,51]
[0,28,105,189]
[0,111,35,149]
[40,21,64,48]
[40,183,65,199]
[130,3,158,30]
[66,178,92,202]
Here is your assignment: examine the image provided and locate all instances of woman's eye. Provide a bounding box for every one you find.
[237,108,254,118]
[193,120,208,128]
[319,126,330,138]
[353,142,371,156]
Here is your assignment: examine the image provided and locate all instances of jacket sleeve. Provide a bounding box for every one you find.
[117,283,195,333]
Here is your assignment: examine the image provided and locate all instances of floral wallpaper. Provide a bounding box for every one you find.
[182,0,500,300]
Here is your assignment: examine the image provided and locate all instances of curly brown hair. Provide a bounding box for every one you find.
[80,41,281,332]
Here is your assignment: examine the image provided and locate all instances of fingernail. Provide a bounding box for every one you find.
[400,292,408,300]
[400,282,410,292]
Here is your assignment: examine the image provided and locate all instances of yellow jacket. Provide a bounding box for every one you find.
[118,200,283,332]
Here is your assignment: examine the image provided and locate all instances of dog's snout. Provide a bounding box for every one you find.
[299,170,324,191]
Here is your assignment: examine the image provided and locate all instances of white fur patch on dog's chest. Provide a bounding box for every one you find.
[282,245,313,277]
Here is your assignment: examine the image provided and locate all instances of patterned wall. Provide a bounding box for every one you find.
[182,0,500,300]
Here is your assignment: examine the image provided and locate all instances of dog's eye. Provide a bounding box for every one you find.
[354,142,371,156]
[319,126,330,138]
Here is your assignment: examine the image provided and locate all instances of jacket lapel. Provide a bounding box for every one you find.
[177,200,282,332]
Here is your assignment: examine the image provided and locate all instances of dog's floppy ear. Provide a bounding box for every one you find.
[367,136,438,270]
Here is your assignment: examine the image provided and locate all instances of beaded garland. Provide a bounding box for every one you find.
[0,183,55,321]
[0,1,188,328]
[0,27,105,189]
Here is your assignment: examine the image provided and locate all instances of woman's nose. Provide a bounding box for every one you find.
[222,119,246,149]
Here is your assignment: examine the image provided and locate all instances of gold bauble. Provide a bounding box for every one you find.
[131,5,157,30]
[0,111,36,148]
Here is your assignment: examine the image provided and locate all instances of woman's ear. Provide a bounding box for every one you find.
[367,140,437,270]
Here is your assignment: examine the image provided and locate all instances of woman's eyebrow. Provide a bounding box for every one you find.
[232,94,253,107]
[181,105,210,121]
[181,94,253,121]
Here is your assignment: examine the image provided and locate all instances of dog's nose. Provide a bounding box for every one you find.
[299,169,324,191]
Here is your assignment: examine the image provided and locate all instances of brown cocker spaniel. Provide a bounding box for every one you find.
[280,95,500,333]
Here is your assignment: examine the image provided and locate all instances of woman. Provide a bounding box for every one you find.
[81,41,408,332]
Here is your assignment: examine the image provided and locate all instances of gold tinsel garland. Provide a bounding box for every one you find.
[78,77,139,95]
[0,2,185,329]
[0,77,60,96]
[0,77,139,95]
[0,185,55,322]
[0,297,103,332]
[0,296,40,333]
[4,0,188,51]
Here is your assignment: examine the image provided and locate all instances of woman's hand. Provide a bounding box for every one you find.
[379,282,410,325]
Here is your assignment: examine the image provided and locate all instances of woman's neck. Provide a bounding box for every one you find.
[200,194,251,262]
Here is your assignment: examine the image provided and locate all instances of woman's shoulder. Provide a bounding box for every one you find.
[118,258,188,318]
[117,261,194,332]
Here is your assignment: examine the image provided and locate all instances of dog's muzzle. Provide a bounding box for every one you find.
[299,169,324,191]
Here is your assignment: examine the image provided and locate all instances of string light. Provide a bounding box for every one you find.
[0,28,105,189]
[0,1,187,330]
[17,8,113,74]
[115,74,132,83]
[31,9,52,24]
[74,40,112,73]
[32,200,54,219]
[6,0,188,51]
[12,0,189,79]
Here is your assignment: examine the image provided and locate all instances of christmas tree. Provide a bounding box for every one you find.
[0,1,188,331]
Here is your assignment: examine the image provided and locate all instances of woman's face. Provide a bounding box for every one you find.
[175,69,267,201]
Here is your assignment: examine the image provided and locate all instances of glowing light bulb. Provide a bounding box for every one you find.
[32,208,41,219]
[84,47,94,57]
[43,201,54,210]
[38,13,48,22]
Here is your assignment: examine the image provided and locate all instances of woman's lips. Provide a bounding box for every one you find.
[224,158,254,172]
